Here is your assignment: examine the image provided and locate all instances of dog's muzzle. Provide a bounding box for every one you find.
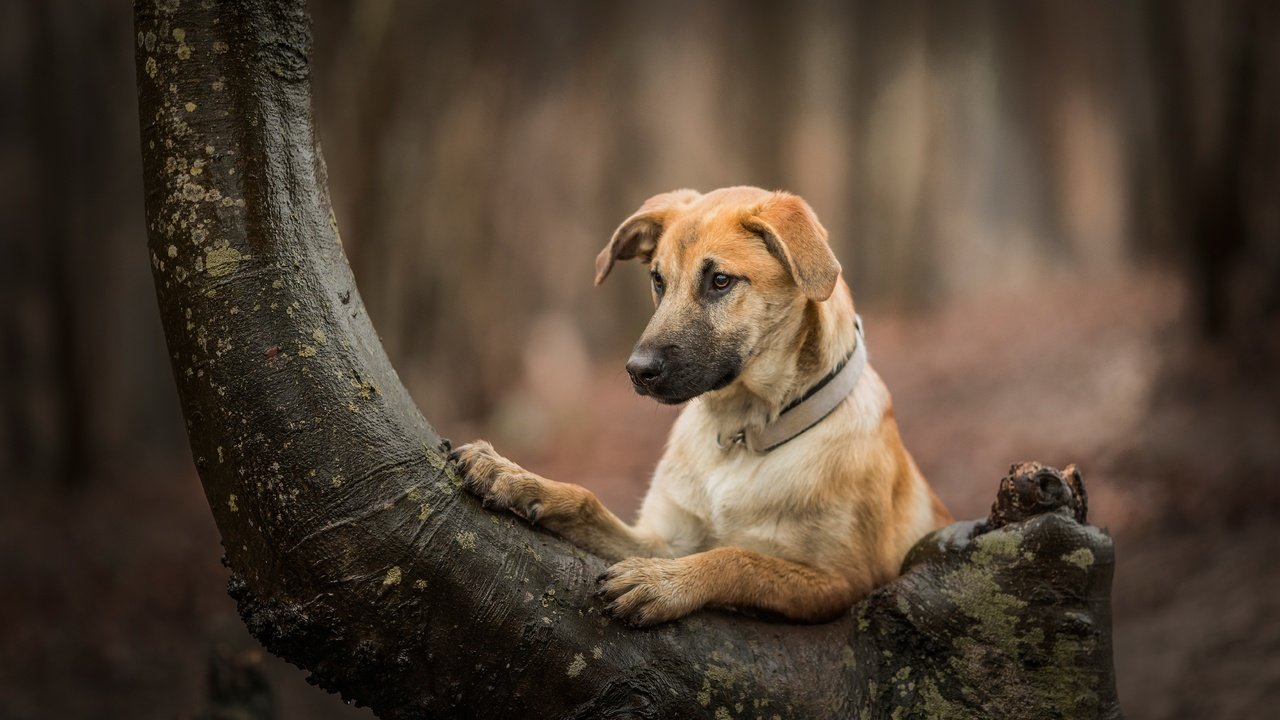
[625,334,743,404]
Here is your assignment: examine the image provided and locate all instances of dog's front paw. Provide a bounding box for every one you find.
[451,440,545,522]
[596,557,699,627]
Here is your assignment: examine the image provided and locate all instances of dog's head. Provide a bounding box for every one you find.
[595,186,841,404]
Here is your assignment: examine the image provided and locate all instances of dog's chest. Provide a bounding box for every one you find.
[665,439,819,552]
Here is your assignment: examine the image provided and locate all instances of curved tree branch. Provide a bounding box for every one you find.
[133,1,1122,717]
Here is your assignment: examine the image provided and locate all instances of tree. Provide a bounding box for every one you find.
[133,1,1122,717]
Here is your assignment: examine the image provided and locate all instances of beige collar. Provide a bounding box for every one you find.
[718,315,866,453]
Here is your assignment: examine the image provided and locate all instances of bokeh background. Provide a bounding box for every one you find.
[3,0,1279,718]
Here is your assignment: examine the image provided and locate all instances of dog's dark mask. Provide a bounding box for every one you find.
[626,316,745,404]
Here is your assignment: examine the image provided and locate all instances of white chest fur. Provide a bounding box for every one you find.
[646,370,890,561]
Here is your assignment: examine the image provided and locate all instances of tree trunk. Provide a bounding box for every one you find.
[132,1,1122,717]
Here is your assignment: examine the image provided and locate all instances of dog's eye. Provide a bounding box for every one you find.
[651,271,665,295]
[710,273,734,292]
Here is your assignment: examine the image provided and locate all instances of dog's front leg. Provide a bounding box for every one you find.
[452,440,669,561]
[597,547,859,626]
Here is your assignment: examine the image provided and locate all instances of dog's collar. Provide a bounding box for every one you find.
[717,315,867,453]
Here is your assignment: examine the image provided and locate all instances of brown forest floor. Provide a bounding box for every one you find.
[2,268,1277,719]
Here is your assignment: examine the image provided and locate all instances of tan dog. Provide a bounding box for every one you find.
[454,186,950,626]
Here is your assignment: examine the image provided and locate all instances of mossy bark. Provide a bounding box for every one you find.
[133,1,1123,717]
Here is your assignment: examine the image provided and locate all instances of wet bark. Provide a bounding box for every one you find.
[133,1,1122,717]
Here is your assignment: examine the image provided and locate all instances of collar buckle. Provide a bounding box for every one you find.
[716,430,747,450]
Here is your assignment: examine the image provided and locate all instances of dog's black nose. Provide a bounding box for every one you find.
[626,347,666,387]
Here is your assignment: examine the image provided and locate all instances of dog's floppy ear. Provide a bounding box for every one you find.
[595,189,701,285]
[743,192,841,301]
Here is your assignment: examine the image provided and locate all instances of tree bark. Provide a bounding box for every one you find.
[133,1,1122,717]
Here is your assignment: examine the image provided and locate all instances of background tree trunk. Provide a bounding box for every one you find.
[133,1,1122,717]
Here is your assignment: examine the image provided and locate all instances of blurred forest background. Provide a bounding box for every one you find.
[3,0,1279,718]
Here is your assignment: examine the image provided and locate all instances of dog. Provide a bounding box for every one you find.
[453,186,951,626]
